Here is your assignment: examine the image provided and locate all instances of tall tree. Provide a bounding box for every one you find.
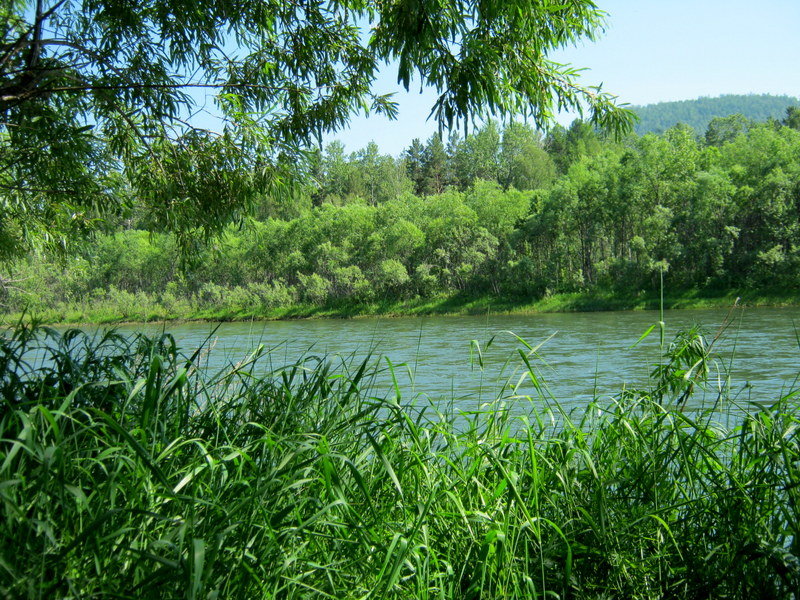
[448,132,473,190]
[545,120,604,174]
[316,141,352,203]
[350,142,412,204]
[421,134,448,196]
[704,114,752,147]
[784,106,800,130]
[468,120,502,183]
[499,122,556,190]
[402,138,426,195]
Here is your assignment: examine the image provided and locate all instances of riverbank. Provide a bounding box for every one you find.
[4,286,798,326]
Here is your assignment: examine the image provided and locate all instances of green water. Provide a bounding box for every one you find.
[100,306,800,412]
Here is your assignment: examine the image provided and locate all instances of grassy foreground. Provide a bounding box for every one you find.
[4,286,799,325]
[1,324,799,598]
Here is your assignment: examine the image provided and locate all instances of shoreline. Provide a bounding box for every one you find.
[4,288,798,327]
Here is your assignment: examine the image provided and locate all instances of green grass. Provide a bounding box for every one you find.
[1,323,799,598]
[5,286,800,326]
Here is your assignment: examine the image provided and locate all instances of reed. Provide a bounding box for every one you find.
[1,323,798,598]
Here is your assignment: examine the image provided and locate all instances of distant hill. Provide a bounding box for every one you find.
[631,94,799,135]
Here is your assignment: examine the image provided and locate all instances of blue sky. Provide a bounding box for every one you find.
[332,0,800,155]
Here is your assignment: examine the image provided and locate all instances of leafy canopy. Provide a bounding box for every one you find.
[0,0,632,257]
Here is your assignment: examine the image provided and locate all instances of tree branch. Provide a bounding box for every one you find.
[0,181,81,195]
[0,0,67,71]
[22,81,291,95]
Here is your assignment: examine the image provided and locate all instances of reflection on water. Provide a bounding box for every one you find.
[86,306,800,413]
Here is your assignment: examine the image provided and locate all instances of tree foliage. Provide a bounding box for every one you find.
[10,117,800,319]
[0,0,632,257]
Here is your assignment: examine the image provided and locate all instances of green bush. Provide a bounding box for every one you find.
[297,272,331,304]
[247,280,298,308]
[374,258,410,296]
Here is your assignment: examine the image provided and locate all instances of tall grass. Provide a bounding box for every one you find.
[1,323,798,598]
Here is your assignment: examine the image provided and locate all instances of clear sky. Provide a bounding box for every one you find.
[331,0,800,155]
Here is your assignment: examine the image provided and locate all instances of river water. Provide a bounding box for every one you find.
[101,306,800,414]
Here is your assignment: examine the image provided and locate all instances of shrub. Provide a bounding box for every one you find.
[297,272,331,304]
[374,259,410,297]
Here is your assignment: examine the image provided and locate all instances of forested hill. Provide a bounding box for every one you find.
[632,94,799,135]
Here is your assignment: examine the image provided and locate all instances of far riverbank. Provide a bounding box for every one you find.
[4,286,797,327]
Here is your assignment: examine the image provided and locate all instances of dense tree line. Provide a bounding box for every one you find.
[4,111,800,318]
[632,94,798,135]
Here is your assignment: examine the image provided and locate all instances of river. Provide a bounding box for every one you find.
[98,306,800,414]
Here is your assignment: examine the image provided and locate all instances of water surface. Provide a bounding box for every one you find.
[104,307,800,412]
